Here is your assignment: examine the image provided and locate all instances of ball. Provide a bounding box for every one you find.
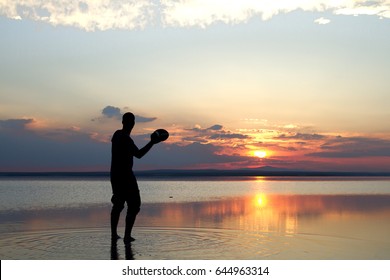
[152,129,169,142]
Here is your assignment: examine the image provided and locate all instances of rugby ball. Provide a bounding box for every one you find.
[152,129,169,142]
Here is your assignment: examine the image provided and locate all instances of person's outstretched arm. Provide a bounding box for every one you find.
[133,133,160,159]
[133,141,154,159]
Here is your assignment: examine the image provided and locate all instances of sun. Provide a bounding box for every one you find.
[254,150,267,158]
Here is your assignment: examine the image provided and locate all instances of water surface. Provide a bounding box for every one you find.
[0,177,389,259]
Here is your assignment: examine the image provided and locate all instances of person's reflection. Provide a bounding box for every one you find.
[111,240,135,260]
[125,243,135,260]
[110,241,119,260]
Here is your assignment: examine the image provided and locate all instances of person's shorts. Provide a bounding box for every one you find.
[110,175,141,214]
[111,189,141,214]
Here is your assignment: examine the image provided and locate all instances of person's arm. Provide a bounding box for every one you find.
[132,133,160,159]
[133,141,154,159]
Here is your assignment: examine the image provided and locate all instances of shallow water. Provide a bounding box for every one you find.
[3,226,386,260]
[1,177,390,210]
[0,177,390,259]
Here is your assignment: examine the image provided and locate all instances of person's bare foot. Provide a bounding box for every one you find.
[124,236,135,245]
[111,234,121,242]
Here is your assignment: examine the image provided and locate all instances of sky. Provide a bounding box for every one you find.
[1,0,390,172]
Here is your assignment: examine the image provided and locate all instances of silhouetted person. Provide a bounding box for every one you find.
[110,112,159,245]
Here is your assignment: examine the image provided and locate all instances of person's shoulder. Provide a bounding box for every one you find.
[112,130,133,143]
[113,129,122,136]
[112,130,124,141]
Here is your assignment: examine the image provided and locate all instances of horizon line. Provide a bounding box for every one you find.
[1,169,390,177]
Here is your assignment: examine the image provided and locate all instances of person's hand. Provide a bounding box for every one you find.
[151,132,160,144]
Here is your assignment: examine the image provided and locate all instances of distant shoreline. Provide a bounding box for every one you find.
[1,169,390,178]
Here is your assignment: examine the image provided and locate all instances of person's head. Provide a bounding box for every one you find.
[122,112,135,131]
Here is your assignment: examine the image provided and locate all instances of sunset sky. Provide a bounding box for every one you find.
[1,0,389,172]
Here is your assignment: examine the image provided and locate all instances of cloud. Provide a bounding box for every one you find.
[0,118,33,130]
[135,115,158,123]
[185,124,250,142]
[208,124,223,131]
[1,117,390,172]
[161,0,390,27]
[0,118,110,171]
[314,17,331,24]
[334,2,390,17]
[0,0,153,31]
[137,142,245,169]
[102,106,122,119]
[98,106,157,123]
[0,1,389,31]
[276,133,327,141]
[306,136,390,158]
[208,133,249,140]
[0,117,248,171]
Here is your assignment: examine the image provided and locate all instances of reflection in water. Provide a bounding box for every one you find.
[110,241,119,260]
[136,194,390,239]
[1,194,390,259]
[111,240,134,260]
[1,194,390,236]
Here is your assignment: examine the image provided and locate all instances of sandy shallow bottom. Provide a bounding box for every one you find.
[1,226,388,260]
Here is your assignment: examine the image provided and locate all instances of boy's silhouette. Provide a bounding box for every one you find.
[110,112,159,245]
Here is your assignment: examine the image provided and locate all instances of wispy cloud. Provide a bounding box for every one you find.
[1,0,389,31]
[135,115,158,123]
[183,124,250,143]
[276,133,326,141]
[306,136,390,158]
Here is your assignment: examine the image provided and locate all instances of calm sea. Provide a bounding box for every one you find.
[1,176,390,211]
[1,176,390,259]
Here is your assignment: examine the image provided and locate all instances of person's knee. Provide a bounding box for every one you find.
[112,203,125,213]
[111,195,126,213]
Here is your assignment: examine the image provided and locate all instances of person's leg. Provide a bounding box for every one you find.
[124,212,137,244]
[124,190,141,244]
[111,195,125,240]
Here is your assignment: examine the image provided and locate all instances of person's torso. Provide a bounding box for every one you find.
[110,130,136,177]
